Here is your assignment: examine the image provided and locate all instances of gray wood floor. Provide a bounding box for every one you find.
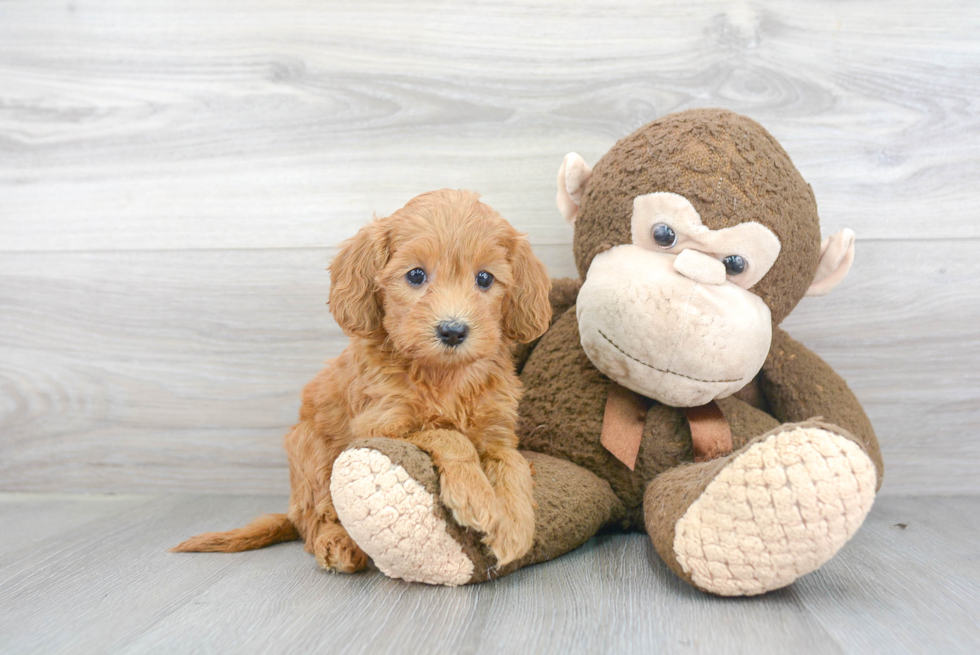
[2,0,979,653]
[1,493,977,654]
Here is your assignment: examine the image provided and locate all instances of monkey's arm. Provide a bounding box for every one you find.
[514,278,582,373]
[760,327,884,487]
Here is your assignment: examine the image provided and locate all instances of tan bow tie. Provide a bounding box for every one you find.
[600,383,733,470]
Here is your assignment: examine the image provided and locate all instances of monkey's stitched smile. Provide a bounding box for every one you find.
[596,328,743,385]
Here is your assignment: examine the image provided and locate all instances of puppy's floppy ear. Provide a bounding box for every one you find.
[329,218,390,336]
[502,234,552,343]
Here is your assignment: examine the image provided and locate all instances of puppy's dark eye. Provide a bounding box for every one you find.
[723,255,747,275]
[406,268,427,286]
[476,270,494,290]
[652,223,677,248]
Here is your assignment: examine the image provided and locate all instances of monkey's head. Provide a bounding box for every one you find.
[557,109,855,407]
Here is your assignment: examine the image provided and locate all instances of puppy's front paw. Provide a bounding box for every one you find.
[438,467,498,536]
[485,501,535,566]
[312,531,369,573]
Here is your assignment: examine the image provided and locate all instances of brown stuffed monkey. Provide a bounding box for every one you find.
[331,109,884,596]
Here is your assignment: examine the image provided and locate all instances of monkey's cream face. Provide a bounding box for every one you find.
[576,192,781,407]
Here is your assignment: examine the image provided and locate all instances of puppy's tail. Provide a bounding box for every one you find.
[171,513,300,553]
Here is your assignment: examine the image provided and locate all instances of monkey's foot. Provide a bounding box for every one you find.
[330,439,482,586]
[332,439,625,587]
[671,423,877,596]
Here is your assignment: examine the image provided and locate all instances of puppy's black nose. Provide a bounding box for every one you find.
[436,321,469,347]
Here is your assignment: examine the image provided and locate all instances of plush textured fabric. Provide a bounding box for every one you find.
[576,244,773,406]
[806,229,856,296]
[572,108,821,325]
[514,110,881,595]
[494,450,626,581]
[557,152,593,224]
[332,438,486,584]
[333,109,883,596]
[629,192,782,290]
[518,307,785,528]
[683,402,733,463]
[645,421,877,595]
[674,427,875,595]
[761,328,885,486]
[671,248,728,285]
[599,383,649,470]
[332,446,476,586]
[333,438,625,585]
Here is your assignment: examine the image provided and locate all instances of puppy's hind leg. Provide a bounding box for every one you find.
[307,509,370,573]
[285,421,369,573]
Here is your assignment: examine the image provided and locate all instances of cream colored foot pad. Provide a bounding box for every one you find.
[331,448,474,586]
[673,427,877,596]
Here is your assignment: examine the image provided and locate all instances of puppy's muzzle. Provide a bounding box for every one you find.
[436,321,469,347]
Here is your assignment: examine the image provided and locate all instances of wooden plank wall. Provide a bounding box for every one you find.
[1,0,978,495]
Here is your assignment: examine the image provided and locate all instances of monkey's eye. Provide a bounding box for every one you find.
[406,268,427,286]
[652,223,677,248]
[723,255,747,276]
[476,270,494,290]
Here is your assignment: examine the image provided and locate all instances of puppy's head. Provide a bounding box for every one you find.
[329,189,551,366]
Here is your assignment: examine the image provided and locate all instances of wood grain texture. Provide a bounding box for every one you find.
[0,244,566,492]
[0,492,152,558]
[1,0,979,251]
[1,240,976,494]
[1,0,978,494]
[0,494,976,654]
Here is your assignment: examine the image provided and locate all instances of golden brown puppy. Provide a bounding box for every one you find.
[173,189,552,570]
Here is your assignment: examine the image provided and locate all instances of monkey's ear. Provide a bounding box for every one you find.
[805,228,856,297]
[328,219,390,336]
[556,152,593,225]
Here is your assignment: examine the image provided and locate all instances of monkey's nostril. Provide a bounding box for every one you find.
[436,321,469,347]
